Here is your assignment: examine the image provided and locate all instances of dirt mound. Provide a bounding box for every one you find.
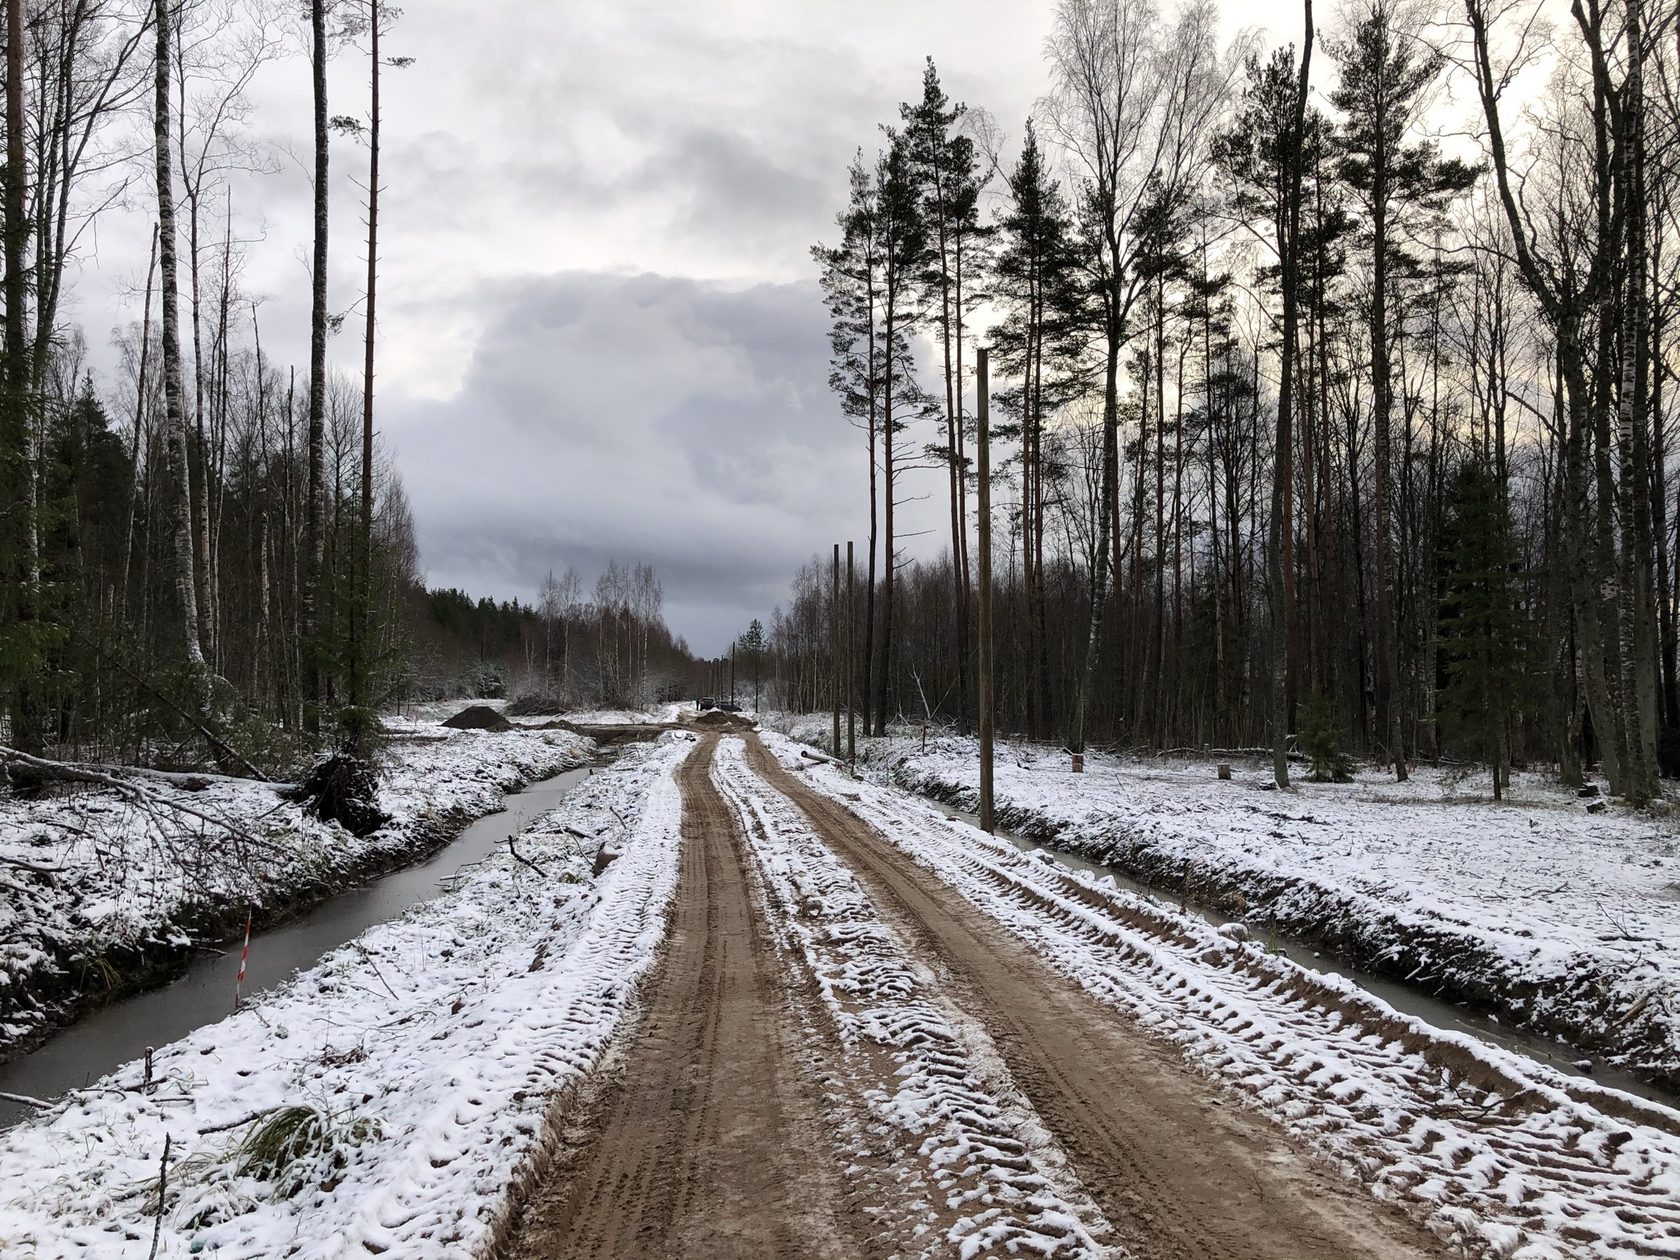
[442,704,512,731]
[695,709,754,730]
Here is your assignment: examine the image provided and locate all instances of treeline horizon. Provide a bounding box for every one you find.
[781,0,1679,803]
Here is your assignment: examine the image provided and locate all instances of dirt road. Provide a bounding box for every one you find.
[507,730,1447,1259]
[506,734,856,1260]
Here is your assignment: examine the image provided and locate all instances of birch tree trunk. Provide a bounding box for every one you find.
[154,0,204,675]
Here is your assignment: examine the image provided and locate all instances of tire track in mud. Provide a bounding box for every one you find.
[709,736,1113,1258]
[504,733,859,1260]
[741,733,1449,1260]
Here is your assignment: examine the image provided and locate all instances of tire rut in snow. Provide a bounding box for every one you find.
[503,733,857,1260]
[740,733,1449,1260]
[709,735,1112,1258]
[802,752,1680,1260]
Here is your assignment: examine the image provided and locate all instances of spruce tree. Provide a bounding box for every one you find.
[1330,0,1477,781]
[1438,458,1530,801]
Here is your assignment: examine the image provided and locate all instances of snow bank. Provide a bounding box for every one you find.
[860,734,1680,1084]
[0,733,693,1259]
[0,725,594,1059]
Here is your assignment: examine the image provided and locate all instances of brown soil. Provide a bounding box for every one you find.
[442,704,513,731]
[505,732,1451,1260]
[504,734,860,1260]
[692,709,754,730]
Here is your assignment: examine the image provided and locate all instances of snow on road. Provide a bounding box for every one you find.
[710,735,1109,1258]
[0,724,593,1057]
[759,731,1680,1259]
[882,733,1680,1082]
[0,734,691,1260]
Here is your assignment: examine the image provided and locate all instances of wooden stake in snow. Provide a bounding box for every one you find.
[147,1132,171,1260]
[234,902,253,1008]
[977,347,995,835]
[846,540,856,773]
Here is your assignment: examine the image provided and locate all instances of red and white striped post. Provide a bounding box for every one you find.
[234,903,254,1009]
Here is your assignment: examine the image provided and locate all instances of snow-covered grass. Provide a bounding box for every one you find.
[0,733,693,1259]
[765,713,1680,1084]
[556,705,684,725]
[761,731,1680,1259]
[0,724,594,1059]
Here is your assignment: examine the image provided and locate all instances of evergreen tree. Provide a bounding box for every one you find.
[1329,0,1477,781]
[872,129,934,735]
[901,59,985,732]
[1438,458,1529,801]
[990,121,1085,737]
[738,619,768,710]
[813,153,884,738]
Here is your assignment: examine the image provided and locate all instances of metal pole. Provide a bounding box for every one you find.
[831,543,841,756]
[977,347,995,834]
[846,540,856,772]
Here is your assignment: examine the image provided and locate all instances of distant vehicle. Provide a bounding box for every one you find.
[717,700,743,713]
[699,697,717,711]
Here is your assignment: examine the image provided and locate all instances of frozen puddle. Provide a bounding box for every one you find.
[0,764,592,1129]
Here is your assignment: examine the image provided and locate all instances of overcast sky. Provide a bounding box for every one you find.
[71,0,1309,655]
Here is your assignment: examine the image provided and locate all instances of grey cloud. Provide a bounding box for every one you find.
[388,269,901,654]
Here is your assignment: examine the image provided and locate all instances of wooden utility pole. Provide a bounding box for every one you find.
[846,540,856,771]
[831,544,841,755]
[977,347,995,833]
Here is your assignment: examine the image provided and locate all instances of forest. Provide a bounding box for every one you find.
[787,0,1680,802]
[0,0,700,783]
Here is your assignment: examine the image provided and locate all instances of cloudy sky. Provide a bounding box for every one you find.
[71,0,1305,654]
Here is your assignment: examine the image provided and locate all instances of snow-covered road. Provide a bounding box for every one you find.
[5,722,1678,1259]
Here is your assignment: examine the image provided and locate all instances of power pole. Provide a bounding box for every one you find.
[832,544,842,755]
[846,540,856,772]
[977,347,995,833]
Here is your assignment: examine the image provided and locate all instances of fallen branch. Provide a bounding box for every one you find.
[507,837,548,877]
[0,853,64,875]
[65,623,269,782]
[1,746,280,850]
[0,1090,50,1110]
[800,747,841,767]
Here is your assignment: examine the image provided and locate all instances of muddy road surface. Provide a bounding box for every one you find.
[505,731,1448,1259]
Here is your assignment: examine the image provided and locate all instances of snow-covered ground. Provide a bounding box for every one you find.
[766,716,1680,1084]
[554,703,687,725]
[759,731,1680,1259]
[0,724,593,1058]
[0,733,692,1259]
